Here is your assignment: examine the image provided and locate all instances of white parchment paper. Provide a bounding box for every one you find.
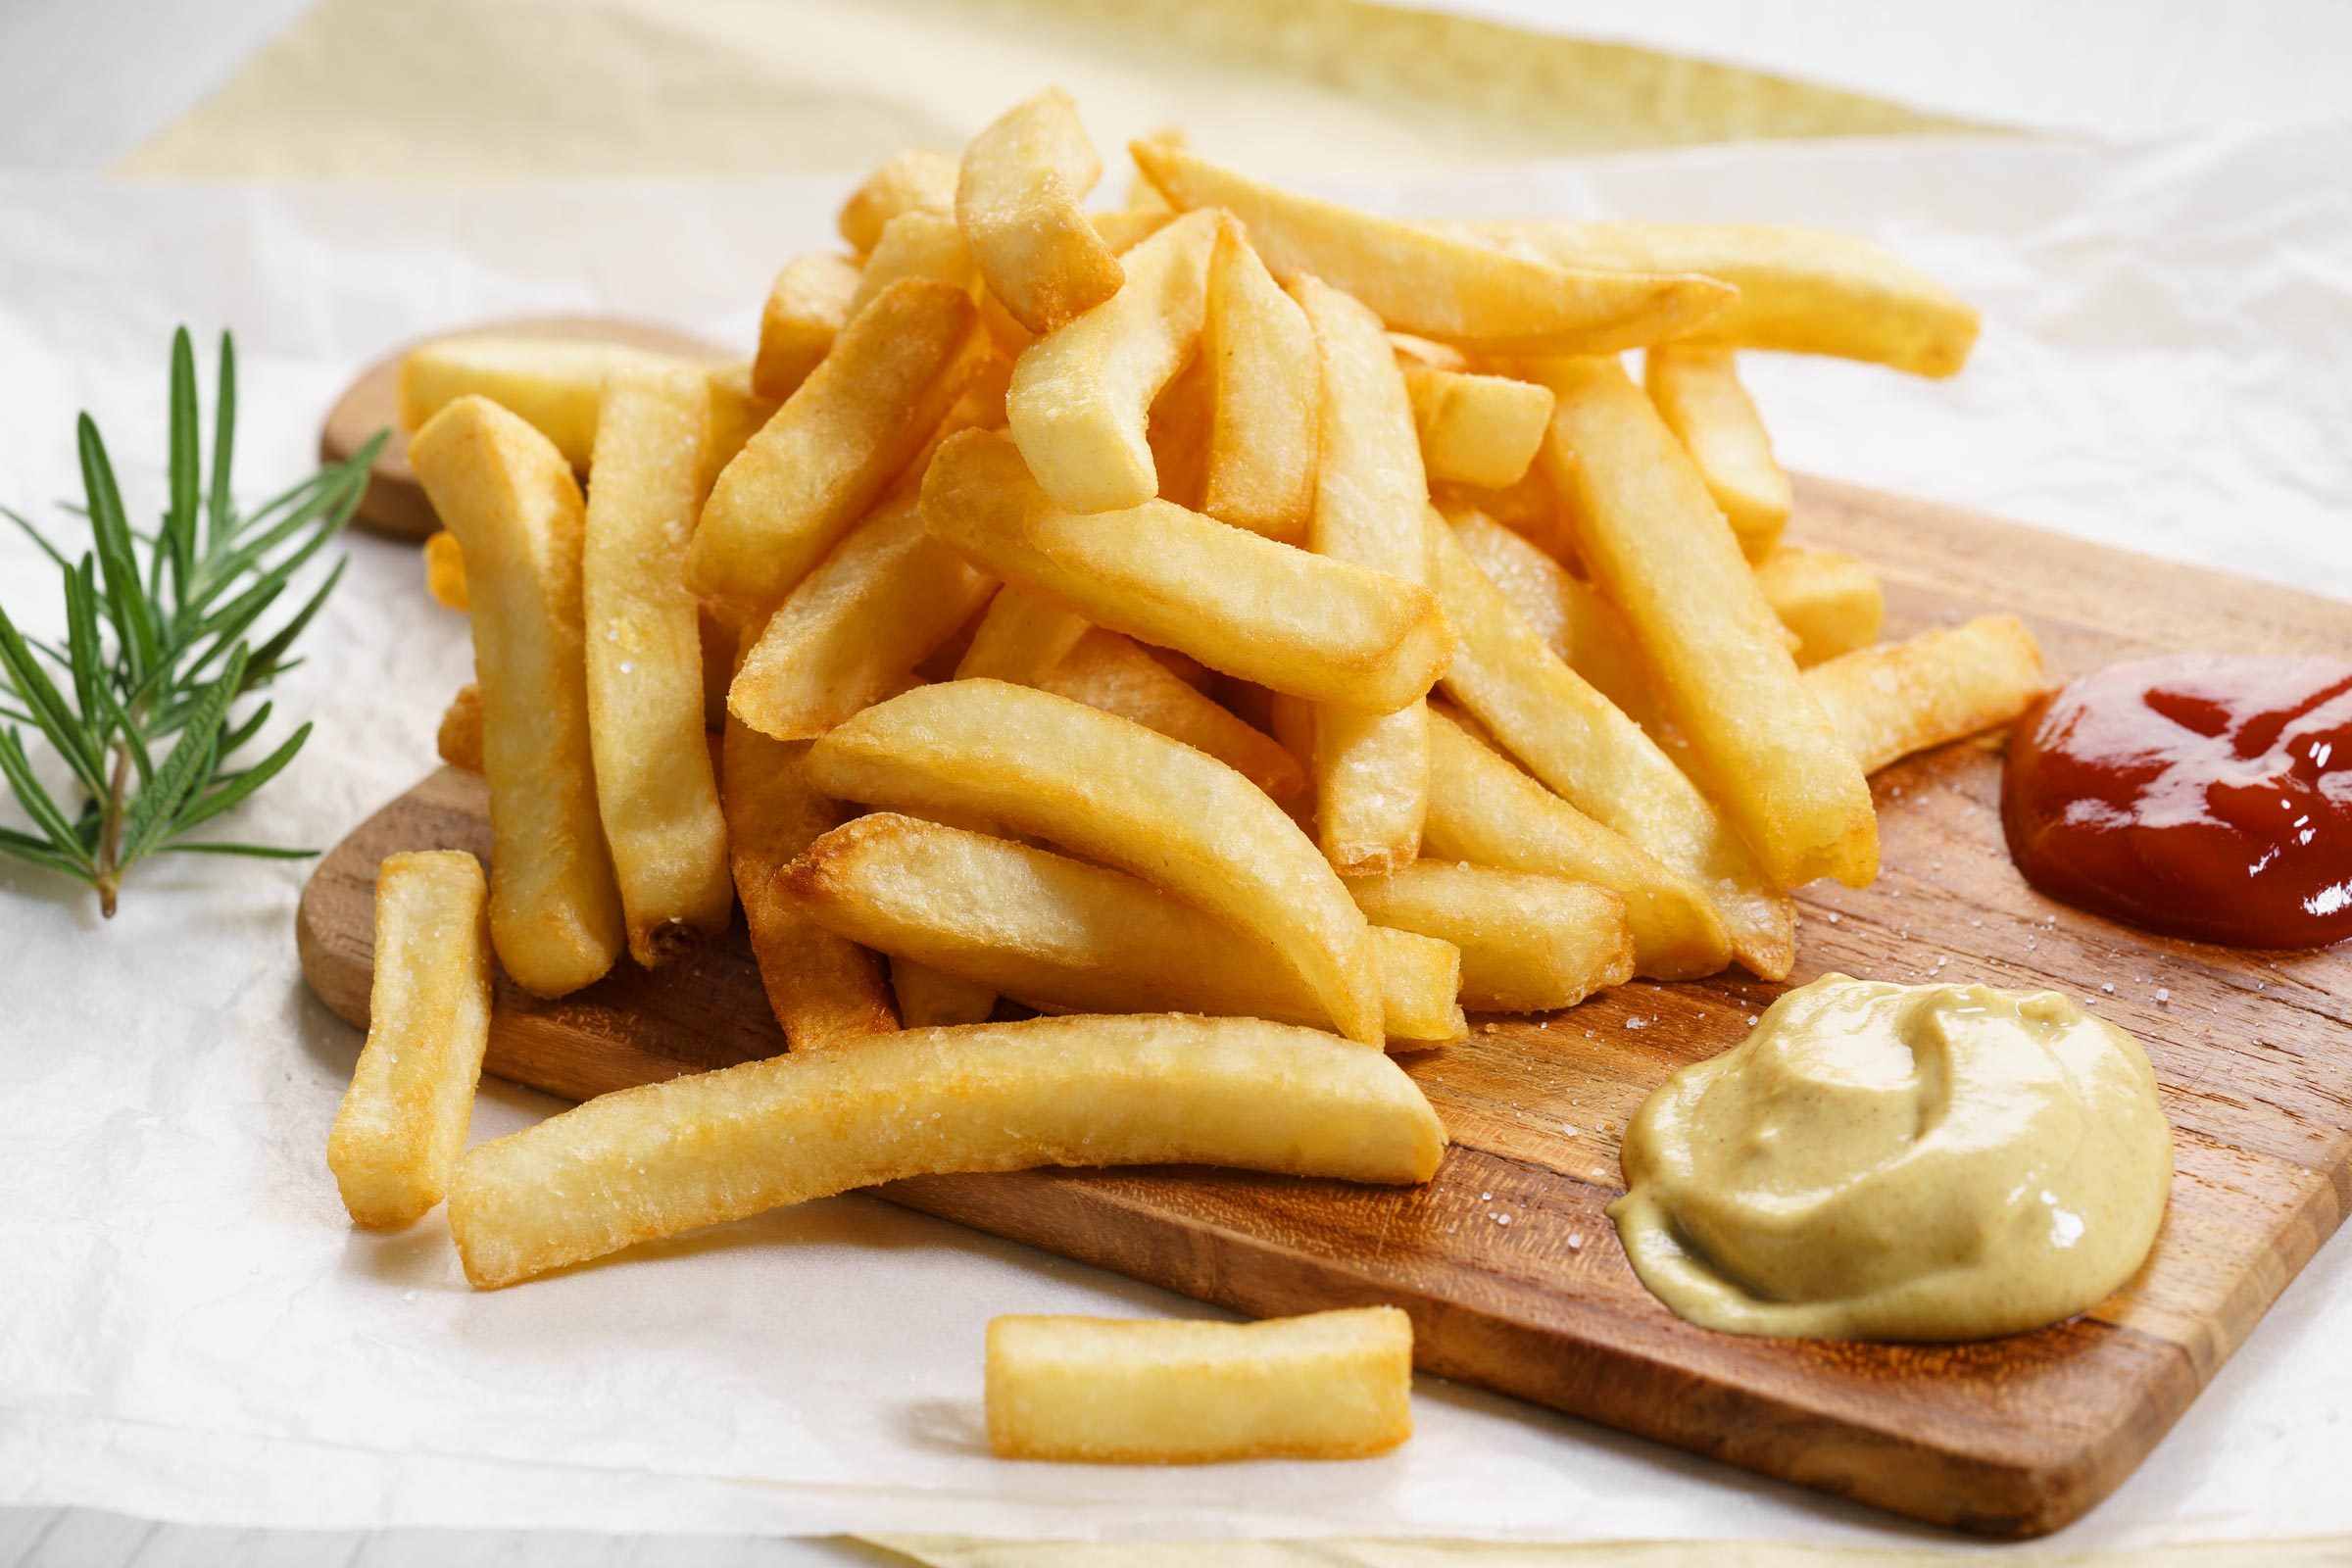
[3,120,2350,1545]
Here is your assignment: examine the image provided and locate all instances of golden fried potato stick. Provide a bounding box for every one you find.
[1389,332,1467,372]
[956,87,1124,334]
[1404,368,1553,490]
[1753,546,1885,666]
[437,683,484,773]
[400,337,755,470]
[720,716,900,1050]
[922,430,1451,713]
[1131,140,1732,354]
[689,277,981,611]
[1425,518,1789,976]
[327,850,493,1228]
[1089,208,1172,254]
[1144,353,1213,512]
[955,585,1090,683]
[1294,275,1433,875]
[727,490,997,741]
[1346,860,1631,1013]
[1644,346,1790,561]
[1200,220,1318,538]
[891,957,998,1028]
[755,253,861,400]
[1040,628,1306,799]
[1531,356,1877,891]
[704,363,783,471]
[422,528,467,611]
[411,397,624,997]
[838,148,958,254]
[449,1012,1446,1287]
[807,680,1387,1045]
[1005,208,1219,514]
[582,368,734,967]
[846,210,978,319]
[809,812,1473,1036]
[987,1306,1413,1462]
[1808,614,2046,775]
[1424,710,1731,981]
[1462,220,1980,378]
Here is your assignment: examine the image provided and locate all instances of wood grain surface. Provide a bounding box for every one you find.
[296,474,2352,1538]
[320,317,722,541]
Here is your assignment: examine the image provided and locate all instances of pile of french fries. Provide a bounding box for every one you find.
[334,88,2048,1463]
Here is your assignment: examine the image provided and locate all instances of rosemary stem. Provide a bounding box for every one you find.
[94,735,132,918]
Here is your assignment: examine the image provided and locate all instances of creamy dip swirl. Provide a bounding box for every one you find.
[1609,973,2172,1341]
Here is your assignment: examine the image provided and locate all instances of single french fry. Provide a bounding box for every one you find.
[956,87,1124,334]
[422,528,467,611]
[1038,628,1305,799]
[1144,353,1213,513]
[807,680,1387,1045]
[582,368,733,967]
[1388,332,1467,372]
[1754,546,1885,666]
[1131,141,1733,353]
[727,490,997,741]
[1200,220,1317,538]
[1532,356,1877,891]
[1462,220,1980,378]
[1644,346,1790,561]
[1295,274,1433,875]
[327,850,493,1228]
[784,813,1465,1045]
[956,585,1090,683]
[891,957,998,1028]
[987,1307,1413,1462]
[399,336,716,468]
[1432,465,1572,566]
[705,362,780,473]
[1345,860,1631,1013]
[755,252,861,401]
[1404,368,1553,490]
[839,148,958,254]
[720,716,900,1049]
[1425,517,1788,977]
[1006,209,1220,514]
[437,683,484,773]
[847,210,978,319]
[449,1012,1446,1287]
[1424,711,1731,981]
[1808,614,2046,775]
[410,396,623,998]
[1089,208,1172,254]
[921,430,1451,713]
[689,278,981,610]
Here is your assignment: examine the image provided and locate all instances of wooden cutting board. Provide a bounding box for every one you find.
[295,473,2352,1539]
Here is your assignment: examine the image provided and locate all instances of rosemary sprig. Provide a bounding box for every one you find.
[0,327,387,916]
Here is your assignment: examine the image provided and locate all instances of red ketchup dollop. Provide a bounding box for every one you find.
[2002,655,2352,949]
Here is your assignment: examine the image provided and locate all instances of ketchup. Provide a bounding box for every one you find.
[2002,655,2352,948]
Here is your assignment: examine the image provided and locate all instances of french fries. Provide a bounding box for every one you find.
[1089,208,1173,254]
[1644,346,1790,561]
[783,812,1463,1044]
[1424,710,1733,982]
[422,528,467,611]
[448,1012,1446,1287]
[987,1306,1413,1462]
[399,336,693,466]
[846,210,978,319]
[1005,208,1219,513]
[1532,356,1877,892]
[1462,220,1981,377]
[1295,274,1433,875]
[1038,629,1306,799]
[410,396,624,997]
[1346,861,1632,1013]
[1200,219,1318,538]
[326,850,493,1228]
[727,489,996,741]
[1404,368,1553,490]
[437,682,484,773]
[891,958,998,1029]
[838,148,958,254]
[956,87,1124,334]
[1130,140,1734,353]
[1424,519,1788,977]
[582,367,733,966]
[1809,614,2046,774]
[1753,546,1886,666]
[688,277,981,610]
[805,680,1387,1046]
[755,253,861,400]
[720,715,899,1049]
[955,585,1089,683]
[921,430,1451,713]
[1143,354,1213,512]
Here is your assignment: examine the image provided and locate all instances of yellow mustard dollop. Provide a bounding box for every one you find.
[1608,973,2172,1341]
